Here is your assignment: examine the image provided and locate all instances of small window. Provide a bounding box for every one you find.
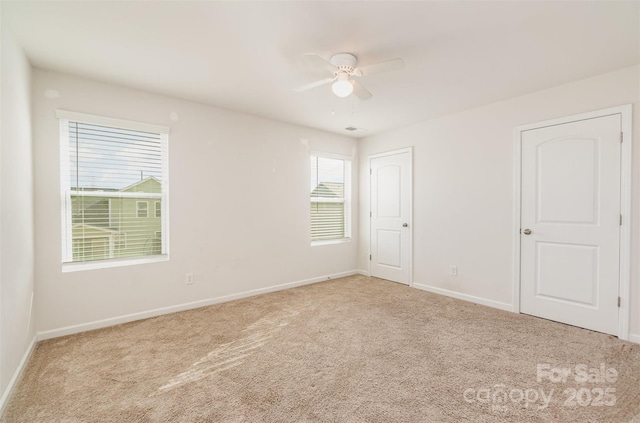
[137,201,149,218]
[155,201,161,218]
[310,153,351,243]
[58,110,169,268]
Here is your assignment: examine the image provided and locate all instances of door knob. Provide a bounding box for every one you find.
[402,223,408,227]
[523,228,532,235]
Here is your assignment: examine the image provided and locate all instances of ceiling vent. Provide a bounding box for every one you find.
[345,126,367,133]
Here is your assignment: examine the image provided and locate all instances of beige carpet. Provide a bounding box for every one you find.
[2,275,639,422]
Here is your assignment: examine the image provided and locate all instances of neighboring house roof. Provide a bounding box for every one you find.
[71,187,119,192]
[122,176,161,193]
[70,176,160,193]
[72,223,119,235]
[72,177,161,198]
[311,182,344,198]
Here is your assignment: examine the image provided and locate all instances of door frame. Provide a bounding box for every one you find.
[368,147,413,286]
[512,105,632,340]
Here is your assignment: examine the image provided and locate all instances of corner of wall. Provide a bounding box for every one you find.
[0,335,37,415]
[0,22,37,415]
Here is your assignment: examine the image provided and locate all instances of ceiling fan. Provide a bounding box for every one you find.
[294,53,404,100]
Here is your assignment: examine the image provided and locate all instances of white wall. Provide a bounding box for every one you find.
[0,25,36,402]
[32,69,358,334]
[358,66,640,338]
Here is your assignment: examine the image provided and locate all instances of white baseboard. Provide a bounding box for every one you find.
[37,270,359,341]
[413,282,513,312]
[411,283,640,344]
[0,335,37,415]
[357,269,370,276]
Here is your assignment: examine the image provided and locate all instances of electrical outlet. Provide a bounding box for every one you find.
[449,265,457,276]
[186,272,194,284]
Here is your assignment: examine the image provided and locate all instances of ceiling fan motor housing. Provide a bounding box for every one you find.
[330,53,358,74]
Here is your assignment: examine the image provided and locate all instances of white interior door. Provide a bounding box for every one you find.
[370,150,411,285]
[520,114,621,335]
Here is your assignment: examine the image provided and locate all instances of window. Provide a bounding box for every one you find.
[58,110,169,268]
[136,201,148,218]
[310,153,351,243]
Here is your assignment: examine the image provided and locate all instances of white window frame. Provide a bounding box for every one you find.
[136,201,149,218]
[58,110,170,272]
[310,151,352,246]
[155,200,161,218]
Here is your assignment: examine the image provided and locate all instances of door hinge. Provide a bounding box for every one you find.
[620,132,623,143]
[370,168,372,174]
[370,211,372,217]
[369,254,372,261]
[620,214,623,226]
[618,296,621,307]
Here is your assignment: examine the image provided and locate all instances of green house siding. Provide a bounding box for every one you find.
[70,177,162,261]
[310,182,346,241]
[310,202,345,240]
[109,198,162,257]
[72,197,110,228]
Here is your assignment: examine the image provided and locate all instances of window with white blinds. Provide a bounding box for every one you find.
[310,154,351,243]
[58,110,169,267]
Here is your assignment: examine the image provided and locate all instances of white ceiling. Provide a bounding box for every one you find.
[4,1,639,137]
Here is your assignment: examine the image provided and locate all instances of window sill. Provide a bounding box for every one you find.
[62,255,169,273]
[311,238,351,247]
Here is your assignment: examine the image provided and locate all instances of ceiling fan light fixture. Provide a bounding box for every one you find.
[331,73,353,98]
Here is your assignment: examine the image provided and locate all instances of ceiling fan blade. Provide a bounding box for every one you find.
[354,58,404,77]
[352,80,373,101]
[302,53,338,75]
[294,77,335,92]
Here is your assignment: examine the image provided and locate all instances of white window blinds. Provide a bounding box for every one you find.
[58,111,169,264]
[310,154,351,242]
